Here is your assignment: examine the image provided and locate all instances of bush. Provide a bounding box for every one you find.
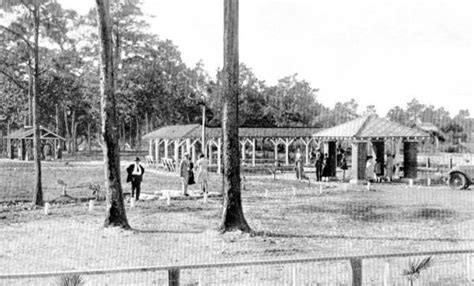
[57,274,86,286]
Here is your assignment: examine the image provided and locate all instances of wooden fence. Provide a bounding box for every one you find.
[1,249,474,285]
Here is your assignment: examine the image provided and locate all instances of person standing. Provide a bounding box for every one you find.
[314,150,323,182]
[374,158,383,182]
[295,148,303,180]
[340,153,348,181]
[196,153,209,194]
[366,156,375,182]
[179,153,190,196]
[322,153,330,182]
[126,157,145,200]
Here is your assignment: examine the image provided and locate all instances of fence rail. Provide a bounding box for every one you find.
[2,249,474,285]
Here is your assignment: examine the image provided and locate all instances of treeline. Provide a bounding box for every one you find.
[0,0,472,153]
[386,99,473,144]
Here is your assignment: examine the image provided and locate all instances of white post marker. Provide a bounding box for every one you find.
[130,197,135,208]
[319,184,323,195]
[409,179,414,188]
[203,192,208,203]
[367,181,371,191]
[166,191,171,206]
[427,178,431,186]
[88,200,94,212]
[44,203,50,215]
[292,187,296,197]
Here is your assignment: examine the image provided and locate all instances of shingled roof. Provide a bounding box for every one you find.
[143,125,321,140]
[312,115,429,140]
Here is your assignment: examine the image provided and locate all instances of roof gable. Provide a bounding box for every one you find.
[312,116,429,140]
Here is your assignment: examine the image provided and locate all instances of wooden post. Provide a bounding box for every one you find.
[148,140,153,158]
[383,261,390,286]
[252,138,256,166]
[174,140,179,171]
[285,139,290,165]
[241,140,246,162]
[164,139,169,158]
[350,258,362,286]
[208,141,213,165]
[304,139,310,164]
[192,144,196,162]
[186,138,191,154]
[155,139,160,163]
[168,268,180,286]
[273,140,278,162]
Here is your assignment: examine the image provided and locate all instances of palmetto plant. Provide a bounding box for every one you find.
[402,256,433,286]
[57,274,86,286]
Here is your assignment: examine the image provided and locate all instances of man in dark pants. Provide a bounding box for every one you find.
[126,157,145,200]
[314,149,324,182]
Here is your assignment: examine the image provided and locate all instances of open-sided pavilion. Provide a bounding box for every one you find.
[143,124,321,172]
[312,115,430,182]
[4,126,66,160]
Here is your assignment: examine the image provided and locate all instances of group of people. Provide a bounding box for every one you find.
[366,153,396,182]
[126,153,210,201]
[178,153,209,197]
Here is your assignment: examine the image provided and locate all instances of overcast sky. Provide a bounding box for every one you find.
[60,0,473,116]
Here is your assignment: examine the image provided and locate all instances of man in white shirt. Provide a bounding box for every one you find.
[126,157,145,200]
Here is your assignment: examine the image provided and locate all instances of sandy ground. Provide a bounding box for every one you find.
[1,161,474,285]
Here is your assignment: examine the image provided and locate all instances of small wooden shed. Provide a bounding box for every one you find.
[4,126,66,160]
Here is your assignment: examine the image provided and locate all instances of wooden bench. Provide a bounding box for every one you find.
[161,158,176,172]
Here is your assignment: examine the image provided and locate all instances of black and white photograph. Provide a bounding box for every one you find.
[0,0,473,285]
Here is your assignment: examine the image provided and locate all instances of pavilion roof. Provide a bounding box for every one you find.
[143,125,321,140]
[312,115,430,140]
[5,126,66,140]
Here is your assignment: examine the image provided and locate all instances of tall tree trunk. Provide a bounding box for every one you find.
[219,0,250,233]
[71,110,76,156]
[129,120,132,147]
[32,3,43,207]
[96,0,130,229]
[55,105,59,134]
[87,123,91,156]
[145,112,149,134]
[135,117,140,152]
[28,58,32,127]
[63,105,70,152]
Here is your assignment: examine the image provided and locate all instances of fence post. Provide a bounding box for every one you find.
[350,258,362,286]
[467,254,473,281]
[292,263,299,286]
[383,261,390,286]
[168,268,180,286]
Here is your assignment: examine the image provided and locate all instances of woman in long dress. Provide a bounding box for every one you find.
[366,156,375,182]
[196,154,209,194]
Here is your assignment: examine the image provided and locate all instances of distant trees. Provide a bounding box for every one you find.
[386,98,473,144]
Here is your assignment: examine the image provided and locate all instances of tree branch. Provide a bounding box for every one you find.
[0,25,33,50]
[0,68,27,90]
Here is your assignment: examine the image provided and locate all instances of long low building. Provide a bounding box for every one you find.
[143,116,430,181]
[143,124,321,173]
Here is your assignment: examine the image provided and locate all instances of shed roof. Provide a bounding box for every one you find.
[312,115,430,140]
[5,126,66,140]
[143,125,321,140]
